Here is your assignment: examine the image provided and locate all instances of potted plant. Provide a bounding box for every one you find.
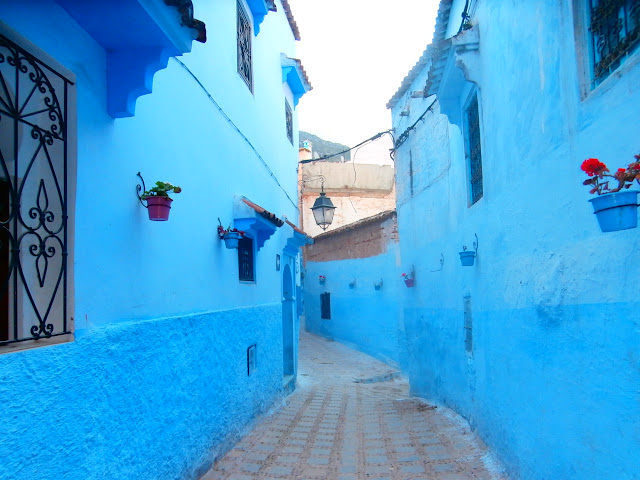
[217,224,246,249]
[401,272,415,288]
[141,181,181,221]
[319,275,326,285]
[581,155,640,232]
[459,246,476,266]
[349,279,356,289]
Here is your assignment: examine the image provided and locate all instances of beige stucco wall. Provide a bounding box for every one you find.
[299,161,396,238]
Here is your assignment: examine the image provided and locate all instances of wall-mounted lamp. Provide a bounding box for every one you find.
[303,175,336,231]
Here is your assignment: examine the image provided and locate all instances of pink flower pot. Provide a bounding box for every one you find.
[404,278,415,288]
[146,196,173,221]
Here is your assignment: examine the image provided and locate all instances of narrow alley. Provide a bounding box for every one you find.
[201,333,506,480]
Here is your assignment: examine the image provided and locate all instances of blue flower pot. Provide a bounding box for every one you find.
[223,232,241,249]
[589,190,639,232]
[459,251,476,266]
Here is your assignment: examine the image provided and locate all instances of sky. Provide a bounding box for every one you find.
[287,0,441,148]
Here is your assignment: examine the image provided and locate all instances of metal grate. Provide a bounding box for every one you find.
[237,236,255,282]
[465,92,483,205]
[320,292,331,320]
[464,295,473,356]
[285,100,293,144]
[237,1,252,91]
[589,0,640,86]
[0,33,73,345]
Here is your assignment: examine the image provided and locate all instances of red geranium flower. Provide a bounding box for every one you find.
[581,154,640,195]
[581,158,608,176]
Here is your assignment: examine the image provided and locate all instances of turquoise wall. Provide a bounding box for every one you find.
[0,1,304,478]
[390,1,640,479]
[304,248,408,371]
[0,305,283,480]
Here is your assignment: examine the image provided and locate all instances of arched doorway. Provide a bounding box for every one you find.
[282,263,295,385]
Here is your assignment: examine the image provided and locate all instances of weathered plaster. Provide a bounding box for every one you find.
[0,305,283,480]
[389,1,640,479]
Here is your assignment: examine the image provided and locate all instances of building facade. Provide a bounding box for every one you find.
[298,143,396,238]
[303,211,408,370]
[388,1,640,479]
[0,1,310,479]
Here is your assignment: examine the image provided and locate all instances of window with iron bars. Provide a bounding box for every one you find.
[237,1,252,91]
[588,0,640,87]
[0,27,74,350]
[285,100,293,144]
[237,236,255,282]
[464,91,483,206]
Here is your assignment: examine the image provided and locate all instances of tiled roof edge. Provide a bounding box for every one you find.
[386,46,432,109]
[313,210,397,239]
[281,0,301,41]
[387,0,454,107]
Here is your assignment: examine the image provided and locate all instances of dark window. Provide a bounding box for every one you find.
[320,293,331,319]
[465,92,483,205]
[237,1,252,91]
[589,0,640,87]
[238,236,255,282]
[285,100,293,144]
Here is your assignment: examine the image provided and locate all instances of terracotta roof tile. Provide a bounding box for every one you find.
[281,0,301,41]
[387,0,454,106]
[242,198,285,227]
[285,219,308,236]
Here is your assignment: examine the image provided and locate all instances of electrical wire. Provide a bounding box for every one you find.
[172,57,298,210]
[298,130,392,164]
[392,97,437,152]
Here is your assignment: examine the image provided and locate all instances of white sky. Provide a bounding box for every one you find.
[288,0,441,147]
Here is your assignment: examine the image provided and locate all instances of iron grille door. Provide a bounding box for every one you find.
[0,33,73,345]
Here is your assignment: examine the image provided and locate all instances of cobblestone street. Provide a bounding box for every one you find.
[201,332,507,480]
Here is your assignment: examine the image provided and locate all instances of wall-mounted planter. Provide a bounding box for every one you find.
[349,279,356,289]
[589,190,639,232]
[222,231,242,249]
[136,173,181,221]
[458,251,476,266]
[404,278,415,288]
[319,276,326,285]
[459,234,478,267]
[146,197,173,221]
[374,280,383,291]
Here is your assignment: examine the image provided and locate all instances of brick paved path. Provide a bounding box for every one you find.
[201,332,507,480]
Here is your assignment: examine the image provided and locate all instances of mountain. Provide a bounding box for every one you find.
[299,131,351,162]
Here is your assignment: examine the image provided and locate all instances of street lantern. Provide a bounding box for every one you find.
[311,186,336,230]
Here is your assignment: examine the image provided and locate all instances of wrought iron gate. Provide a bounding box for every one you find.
[0,32,73,345]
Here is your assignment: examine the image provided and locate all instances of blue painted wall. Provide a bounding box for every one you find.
[0,306,282,480]
[304,239,408,372]
[390,1,640,479]
[0,1,306,478]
